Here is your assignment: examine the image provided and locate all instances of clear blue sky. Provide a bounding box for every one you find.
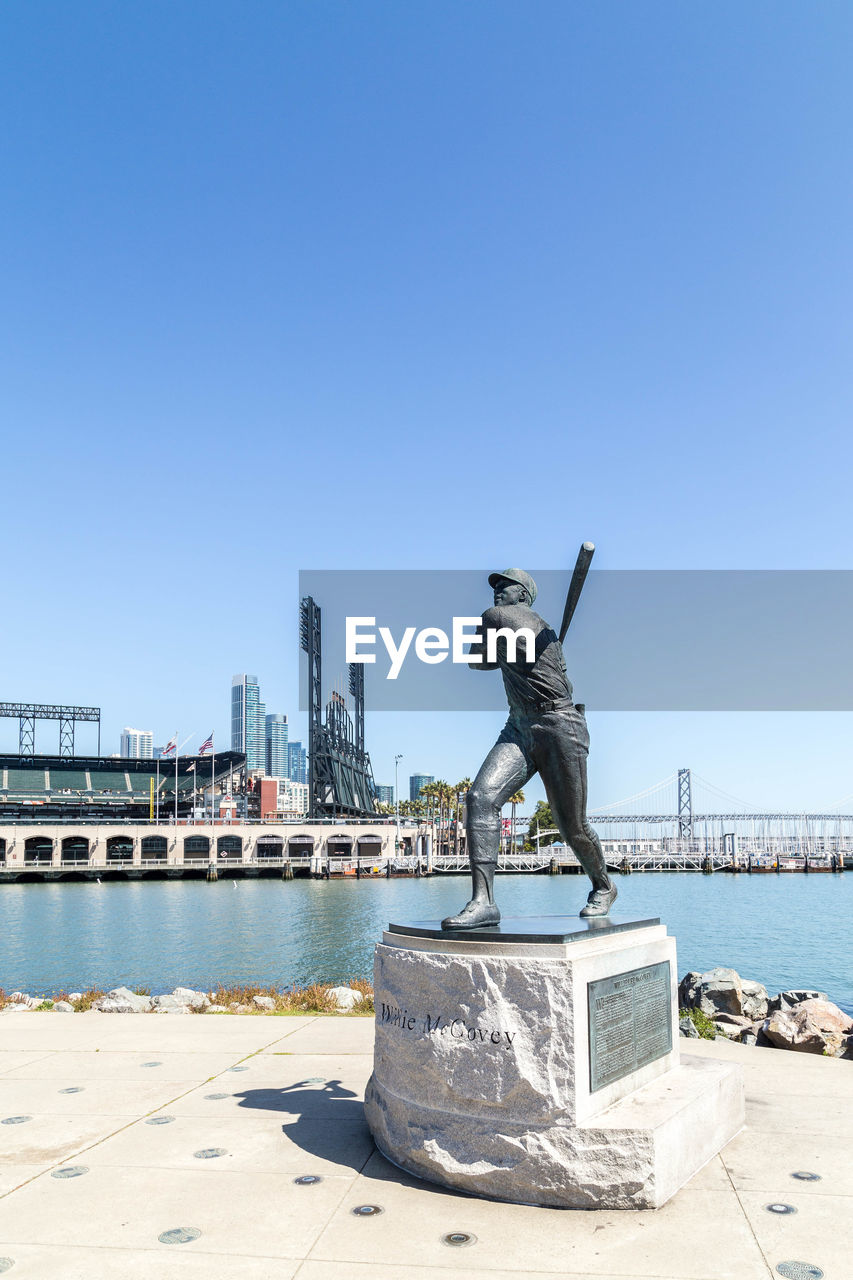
[2,2,852,811]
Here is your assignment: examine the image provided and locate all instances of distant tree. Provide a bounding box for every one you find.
[527,800,557,848]
[435,781,454,852]
[419,782,436,826]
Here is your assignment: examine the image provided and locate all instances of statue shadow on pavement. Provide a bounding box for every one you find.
[230,1079,465,1193]
[231,1079,368,1173]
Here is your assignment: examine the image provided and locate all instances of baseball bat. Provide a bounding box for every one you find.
[558,542,595,644]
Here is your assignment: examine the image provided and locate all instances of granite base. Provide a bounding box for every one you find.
[364,917,744,1210]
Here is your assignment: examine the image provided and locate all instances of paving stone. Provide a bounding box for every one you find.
[0,1165,356,1258]
[738,1189,849,1279]
[311,1152,770,1278]
[0,1246,300,1278]
[83,1112,373,1176]
[0,1078,191,1117]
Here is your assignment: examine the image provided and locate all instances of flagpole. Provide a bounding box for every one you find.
[174,734,179,825]
[156,757,160,823]
[211,740,216,824]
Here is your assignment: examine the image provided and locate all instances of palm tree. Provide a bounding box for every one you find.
[433,781,453,854]
[440,781,455,853]
[454,778,472,856]
[419,782,435,828]
[508,789,526,858]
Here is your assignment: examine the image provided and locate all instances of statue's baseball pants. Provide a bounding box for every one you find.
[465,698,609,886]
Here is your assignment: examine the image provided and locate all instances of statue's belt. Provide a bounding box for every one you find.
[518,697,585,715]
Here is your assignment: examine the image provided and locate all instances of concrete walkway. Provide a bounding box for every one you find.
[0,1013,848,1279]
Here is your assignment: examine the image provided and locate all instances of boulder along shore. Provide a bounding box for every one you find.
[678,966,853,1057]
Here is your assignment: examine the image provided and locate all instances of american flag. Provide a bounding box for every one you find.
[161,734,178,758]
[199,732,214,755]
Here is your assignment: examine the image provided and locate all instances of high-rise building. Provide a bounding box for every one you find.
[120,727,153,759]
[231,675,266,771]
[374,784,395,806]
[265,713,288,778]
[287,741,308,785]
[410,773,434,802]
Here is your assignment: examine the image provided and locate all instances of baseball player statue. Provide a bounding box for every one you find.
[441,550,617,930]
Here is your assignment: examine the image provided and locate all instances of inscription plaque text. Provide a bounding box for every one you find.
[588,961,672,1092]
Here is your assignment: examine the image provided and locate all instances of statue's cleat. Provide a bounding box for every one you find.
[579,884,618,918]
[441,900,501,930]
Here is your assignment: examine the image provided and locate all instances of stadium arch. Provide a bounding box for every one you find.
[61,835,89,864]
[184,835,210,860]
[286,834,314,857]
[106,835,133,862]
[25,836,52,865]
[141,836,167,862]
[256,834,283,860]
[217,835,242,861]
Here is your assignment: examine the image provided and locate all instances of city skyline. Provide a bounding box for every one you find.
[6,676,853,816]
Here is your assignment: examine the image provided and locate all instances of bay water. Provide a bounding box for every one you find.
[1,872,850,1012]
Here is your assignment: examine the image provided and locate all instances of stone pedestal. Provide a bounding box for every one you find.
[364,915,744,1210]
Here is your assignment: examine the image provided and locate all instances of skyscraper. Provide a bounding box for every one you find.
[374,784,395,806]
[410,774,434,802]
[231,675,266,771]
[265,713,288,778]
[120,727,153,759]
[287,741,308,785]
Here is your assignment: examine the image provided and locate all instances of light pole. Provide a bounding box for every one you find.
[394,754,403,857]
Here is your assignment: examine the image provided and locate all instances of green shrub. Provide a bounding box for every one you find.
[680,1005,716,1039]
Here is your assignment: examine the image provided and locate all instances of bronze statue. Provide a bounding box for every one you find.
[441,549,617,930]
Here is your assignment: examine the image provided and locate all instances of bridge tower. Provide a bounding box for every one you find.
[677,768,693,839]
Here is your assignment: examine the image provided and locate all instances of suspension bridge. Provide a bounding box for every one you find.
[514,768,853,873]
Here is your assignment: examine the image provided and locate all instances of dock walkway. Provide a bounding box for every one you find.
[0,1012,849,1278]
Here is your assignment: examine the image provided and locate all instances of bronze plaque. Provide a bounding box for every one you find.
[588,961,672,1092]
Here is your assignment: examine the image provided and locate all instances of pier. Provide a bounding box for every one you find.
[0,820,420,882]
[0,819,850,882]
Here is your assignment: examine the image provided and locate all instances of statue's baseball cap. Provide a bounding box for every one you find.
[488,568,537,605]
